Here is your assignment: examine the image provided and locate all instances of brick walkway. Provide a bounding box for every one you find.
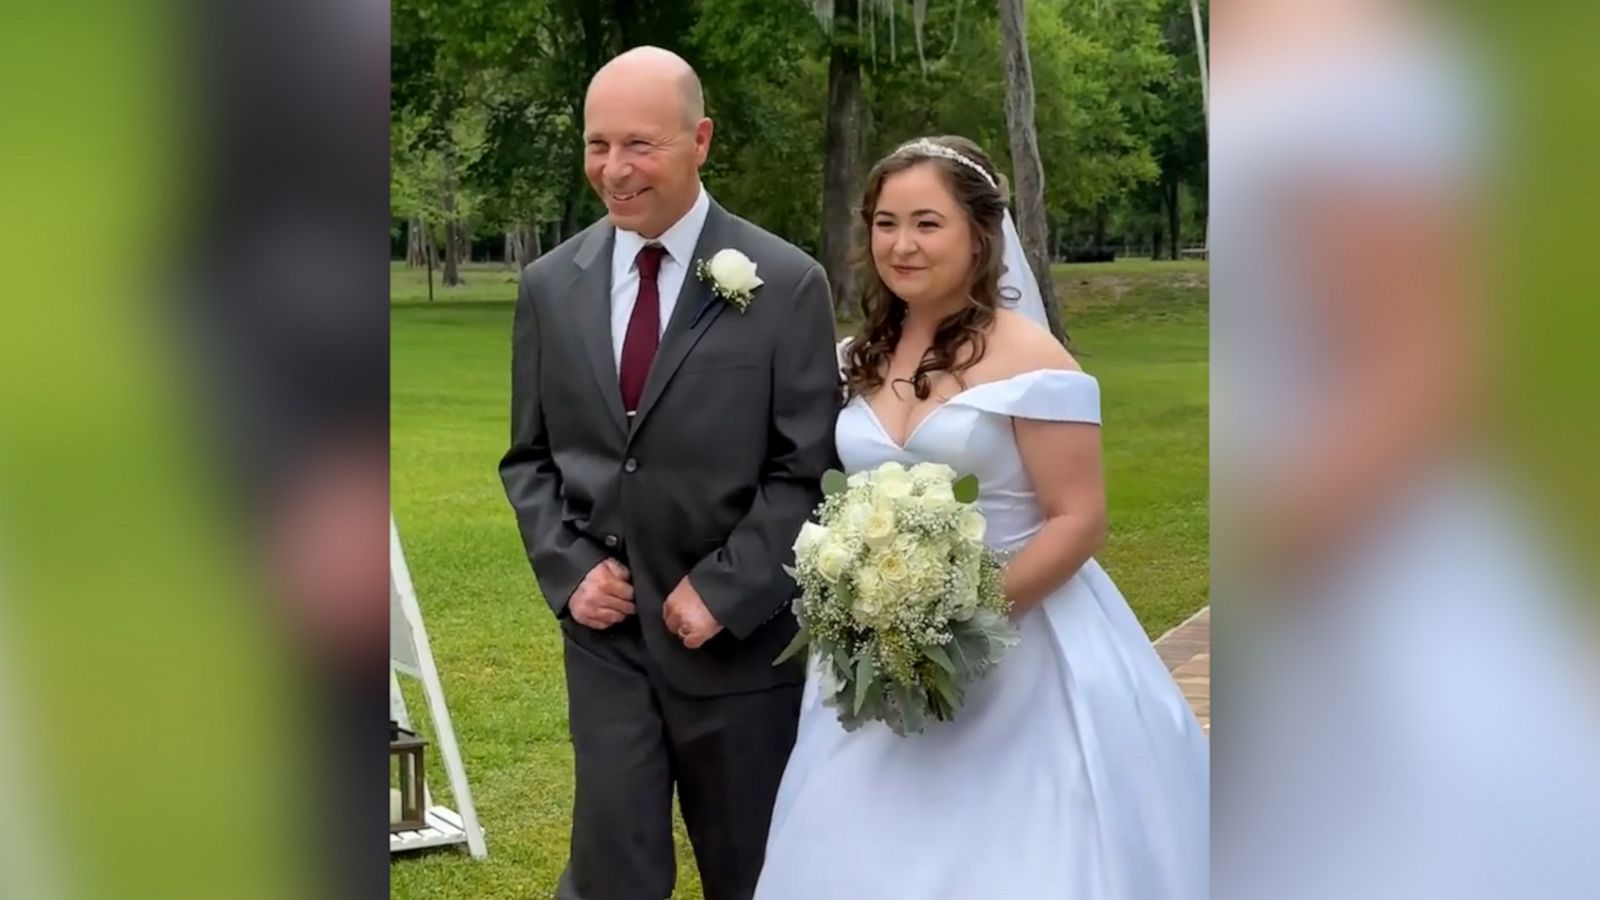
[1153,607,1209,733]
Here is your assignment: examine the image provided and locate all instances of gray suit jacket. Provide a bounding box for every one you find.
[500,200,840,696]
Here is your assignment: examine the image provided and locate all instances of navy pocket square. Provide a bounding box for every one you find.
[689,296,718,330]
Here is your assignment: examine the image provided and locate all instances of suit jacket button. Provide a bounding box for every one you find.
[604,534,619,548]
[624,458,639,473]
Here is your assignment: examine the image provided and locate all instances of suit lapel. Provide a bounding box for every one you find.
[630,202,732,433]
[571,223,629,435]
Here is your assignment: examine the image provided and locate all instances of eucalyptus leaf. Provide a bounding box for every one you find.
[962,620,1004,672]
[929,666,961,717]
[974,610,1022,655]
[835,655,854,693]
[853,654,876,717]
[948,625,981,675]
[772,625,810,666]
[834,578,856,613]
[822,469,849,497]
[894,682,925,735]
[924,643,956,674]
[953,474,980,504]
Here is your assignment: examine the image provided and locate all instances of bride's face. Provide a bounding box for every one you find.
[870,163,976,312]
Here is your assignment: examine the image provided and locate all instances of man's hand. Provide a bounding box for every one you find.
[662,576,723,649]
[568,559,634,629]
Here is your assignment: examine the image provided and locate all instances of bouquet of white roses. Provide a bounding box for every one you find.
[777,461,1018,735]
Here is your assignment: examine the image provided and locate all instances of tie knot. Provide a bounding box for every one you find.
[635,244,667,280]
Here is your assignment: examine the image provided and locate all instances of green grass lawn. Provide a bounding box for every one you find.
[388,257,1209,305]
[389,259,1207,898]
[391,261,525,304]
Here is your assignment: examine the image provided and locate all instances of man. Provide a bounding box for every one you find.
[499,47,839,900]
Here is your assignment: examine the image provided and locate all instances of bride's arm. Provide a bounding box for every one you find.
[998,322,1107,613]
[1006,417,1109,614]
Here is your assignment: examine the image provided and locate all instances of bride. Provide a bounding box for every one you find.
[753,136,1209,899]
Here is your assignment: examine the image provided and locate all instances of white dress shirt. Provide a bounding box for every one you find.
[609,184,711,372]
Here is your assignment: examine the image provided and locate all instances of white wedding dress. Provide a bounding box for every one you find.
[754,369,1209,900]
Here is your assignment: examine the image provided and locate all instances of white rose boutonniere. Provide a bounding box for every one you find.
[695,248,763,314]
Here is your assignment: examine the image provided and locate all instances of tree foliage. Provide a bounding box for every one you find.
[390,0,1207,263]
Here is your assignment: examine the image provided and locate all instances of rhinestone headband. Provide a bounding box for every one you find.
[894,139,999,191]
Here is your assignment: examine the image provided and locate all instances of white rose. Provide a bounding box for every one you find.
[873,467,914,502]
[706,249,763,294]
[792,521,828,561]
[910,542,947,577]
[876,461,907,475]
[843,500,873,530]
[910,462,956,484]
[917,480,958,514]
[918,543,954,592]
[862,508,896,548]
[847,470,870,489]
[853,568,886,620]
[816,538,852,583]
[855,565,885,600]
[958,510,987,544]
[877,546,912,586]
[853,592,882,623]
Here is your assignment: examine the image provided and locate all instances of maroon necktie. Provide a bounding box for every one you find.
[619,244,667,414]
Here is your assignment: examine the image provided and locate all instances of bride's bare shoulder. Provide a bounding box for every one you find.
[988,308,1081,376]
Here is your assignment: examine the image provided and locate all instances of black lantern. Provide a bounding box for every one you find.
[390,720,428,833]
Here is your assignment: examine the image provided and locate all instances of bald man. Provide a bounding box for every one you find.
[499,47,839,900]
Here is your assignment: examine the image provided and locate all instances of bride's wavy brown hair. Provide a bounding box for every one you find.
[844,135,1012,401]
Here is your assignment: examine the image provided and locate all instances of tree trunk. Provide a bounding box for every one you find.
[998,0,1065,342]
[820,0,865,319]
[562,197,581,241]
[613,0,635,48]
[1165,179,1182,261]
[1190,0,1209,124]
[443,220,462,286]
[517,221,539,267]
[424,222,436,302]
[407,216,425,267]
[1190,0,1209,251]
[504,230,517,268]
[441,157,464,286]
[454,218,471,266]
[562,181,584,242]
[1152,226,1164,261]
